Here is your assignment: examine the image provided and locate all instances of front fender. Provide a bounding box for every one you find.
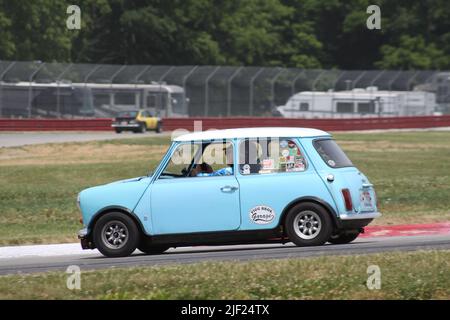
[79,177,151,230]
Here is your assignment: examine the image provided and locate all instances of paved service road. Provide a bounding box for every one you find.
[0,131,167,148]
[0,234,449,275]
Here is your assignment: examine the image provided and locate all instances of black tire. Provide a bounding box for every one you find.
[133,123,146,134]
[115,129,122,134]
[93,212,140,257]
[285,202,333,246]
[138,240,170,255]
[140,123,147,133]
[328,232,360,244]
[155,121,162,133]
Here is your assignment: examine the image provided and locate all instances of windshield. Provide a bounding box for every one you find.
[117,111,138,117]
[313,139,353,168]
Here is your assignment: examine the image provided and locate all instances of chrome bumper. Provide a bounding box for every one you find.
[77,227,88,239]
[78,228,95,249]
[111,123,140,128]
[339,211,382,220]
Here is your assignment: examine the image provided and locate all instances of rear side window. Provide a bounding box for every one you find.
[313,139,353,168]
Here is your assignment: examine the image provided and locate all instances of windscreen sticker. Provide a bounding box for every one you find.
[280,140,288,148]
[262,158,275,169]
[242,164,250,175]
[327,159,336,167]
[249,205,276,224]
[281,149,290,157]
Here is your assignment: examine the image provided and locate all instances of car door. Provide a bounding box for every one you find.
[150,140,241,234]
[236,138,335,230]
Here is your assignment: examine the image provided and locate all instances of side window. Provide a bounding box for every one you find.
[336,102,354,113]
[192,141,234,177]
[239,138,307,175]
[160,143,199,178]
[299,102,309,111]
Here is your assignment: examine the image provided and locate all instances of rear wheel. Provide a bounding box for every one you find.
[115,129,122,134]
[285,202,333,246]
[328,232,360,244]
[93,212,139,257]
[134,123,146,133]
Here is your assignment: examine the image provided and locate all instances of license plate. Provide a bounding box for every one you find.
[121,121,127,125]
[360,190,374,210]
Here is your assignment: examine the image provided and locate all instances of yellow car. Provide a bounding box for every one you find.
[112,110,162,133]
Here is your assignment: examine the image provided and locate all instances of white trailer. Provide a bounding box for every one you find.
[276,87,436,118]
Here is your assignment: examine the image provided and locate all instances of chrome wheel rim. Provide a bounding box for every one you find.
[293,210,322,240]
[101,221,128,249]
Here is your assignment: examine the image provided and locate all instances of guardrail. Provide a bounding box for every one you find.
[1,116,450,132]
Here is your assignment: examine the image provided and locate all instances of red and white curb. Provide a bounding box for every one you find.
[361,222,450,238]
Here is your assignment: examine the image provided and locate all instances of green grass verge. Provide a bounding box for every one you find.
[0,131,449,245]
[0,250,449,299]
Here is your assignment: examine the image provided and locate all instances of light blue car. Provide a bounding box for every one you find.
[77,127,381,257]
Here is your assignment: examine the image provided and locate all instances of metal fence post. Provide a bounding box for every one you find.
[204,66,220,117]
[28,62,46,118]
[227,66,243,117]
[158,66,175,116]
[55,63,73,118]
[182,66,198,117]
[84,65,101,84]
[291,69,305,97]
[249,68,264,116]
[352,71,367,89]
[311,70,326,117]
[270,68,284,109]
[0,61,16,117]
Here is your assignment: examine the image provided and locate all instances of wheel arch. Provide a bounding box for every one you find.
[279,196,341,232]
[88,206,147,238]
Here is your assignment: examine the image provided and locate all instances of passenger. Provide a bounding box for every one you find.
[191,145,233,177]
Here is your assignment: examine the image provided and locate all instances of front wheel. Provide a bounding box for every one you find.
[93,212,139,257]
[328,232,360,244]
[155,121,162,133]
[285,202,333,246]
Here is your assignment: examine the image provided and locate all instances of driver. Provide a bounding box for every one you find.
[191,145,233,177]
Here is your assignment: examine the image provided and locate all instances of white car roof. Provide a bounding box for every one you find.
[173,127,330,142]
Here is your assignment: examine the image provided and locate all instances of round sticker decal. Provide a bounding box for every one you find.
[249,205,276,224]
[327,159,336,167]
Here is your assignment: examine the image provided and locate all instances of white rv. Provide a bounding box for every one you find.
[276,87,436,118]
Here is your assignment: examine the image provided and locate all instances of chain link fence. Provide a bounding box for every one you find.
[0,60,448,118]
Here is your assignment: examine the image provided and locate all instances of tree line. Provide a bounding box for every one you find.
[0,0,449,69]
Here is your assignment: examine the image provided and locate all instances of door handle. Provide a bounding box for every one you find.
[220,185,238,193]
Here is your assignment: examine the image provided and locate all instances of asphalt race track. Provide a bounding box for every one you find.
[0,234,449,275]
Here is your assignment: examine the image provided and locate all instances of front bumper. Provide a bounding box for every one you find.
[111,123,140,128]
[78,228,95,250]
[339,211,381,220]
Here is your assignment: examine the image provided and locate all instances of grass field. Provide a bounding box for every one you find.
[0,250,449,299]
[0,131,449,245]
